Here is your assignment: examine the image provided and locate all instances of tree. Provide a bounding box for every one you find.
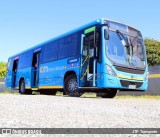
[0,62,7,78]
[144,38,160,66]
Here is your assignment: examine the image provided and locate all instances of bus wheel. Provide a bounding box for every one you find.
[64,74,82,97]
[97,89,118,98]
[19,80,32,94]
[19,80,26,94]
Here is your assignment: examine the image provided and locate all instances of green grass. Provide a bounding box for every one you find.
[0,91,19,95]
[81,93,97,98]
[56,91,63,96]
[116,95,160,99]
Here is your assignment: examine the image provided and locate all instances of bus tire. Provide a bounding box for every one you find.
[19,80,32,94]
[64,74,82,97]
[97,89,118,98]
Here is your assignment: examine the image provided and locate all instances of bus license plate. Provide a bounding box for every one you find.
[129,85,136,89]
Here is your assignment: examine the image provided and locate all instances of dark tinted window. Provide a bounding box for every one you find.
[42,41,59,63]
[18,50,32,69]
[58,33,78,59]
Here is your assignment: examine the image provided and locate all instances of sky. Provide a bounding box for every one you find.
[0,0,160,62]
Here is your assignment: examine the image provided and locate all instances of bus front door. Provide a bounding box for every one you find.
[32,52,40,87]
[12,59,19,88]
[80,33,97,87]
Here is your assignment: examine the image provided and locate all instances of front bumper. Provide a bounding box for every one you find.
[99,73,148,91]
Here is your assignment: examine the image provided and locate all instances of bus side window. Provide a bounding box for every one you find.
[58,33,78,59]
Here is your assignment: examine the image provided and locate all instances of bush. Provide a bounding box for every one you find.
[144,38,160,66]
[0,62,6,78]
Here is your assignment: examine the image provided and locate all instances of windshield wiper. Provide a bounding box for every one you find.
[116,30,130,55]
[116,30,130,47]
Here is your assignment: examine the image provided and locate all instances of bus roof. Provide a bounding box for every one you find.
[9,18,140,59]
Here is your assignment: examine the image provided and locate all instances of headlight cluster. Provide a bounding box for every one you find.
[105,64,117,77]
[144,72,149,81]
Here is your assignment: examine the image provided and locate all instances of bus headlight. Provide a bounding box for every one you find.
[106,64,117,77]
[145,72,149,81]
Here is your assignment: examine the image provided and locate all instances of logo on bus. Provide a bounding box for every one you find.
[40,66,66,73]
[132,58,137,66]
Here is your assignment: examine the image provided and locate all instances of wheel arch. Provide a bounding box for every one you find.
[64,71,77,83]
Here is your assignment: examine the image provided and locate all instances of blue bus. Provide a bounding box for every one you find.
[5,18,148,98]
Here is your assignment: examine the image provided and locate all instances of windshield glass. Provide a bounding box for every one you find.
[106,30,146,68]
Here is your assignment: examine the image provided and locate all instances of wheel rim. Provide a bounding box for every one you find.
[68,78,78,92]
[21,81,25,93]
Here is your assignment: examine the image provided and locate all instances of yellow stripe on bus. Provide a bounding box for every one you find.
[39,86,62,89]
[0,82,5,84]
[31,88,38,90]
[117,75,143,81]
[149,74,160,78]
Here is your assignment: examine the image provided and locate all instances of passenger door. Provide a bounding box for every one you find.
[32,51,41,87]
[12,59,19,88]
[80,31,98,87]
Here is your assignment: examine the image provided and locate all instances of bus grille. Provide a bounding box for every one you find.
[114,66,145,74]
[120,80,143,88]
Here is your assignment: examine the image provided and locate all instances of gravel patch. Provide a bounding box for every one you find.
[0,94,160,129]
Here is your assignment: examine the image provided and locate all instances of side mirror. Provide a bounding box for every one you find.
[104,29,109,40]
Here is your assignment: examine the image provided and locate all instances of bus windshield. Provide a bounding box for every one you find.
[106,30,146,69]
